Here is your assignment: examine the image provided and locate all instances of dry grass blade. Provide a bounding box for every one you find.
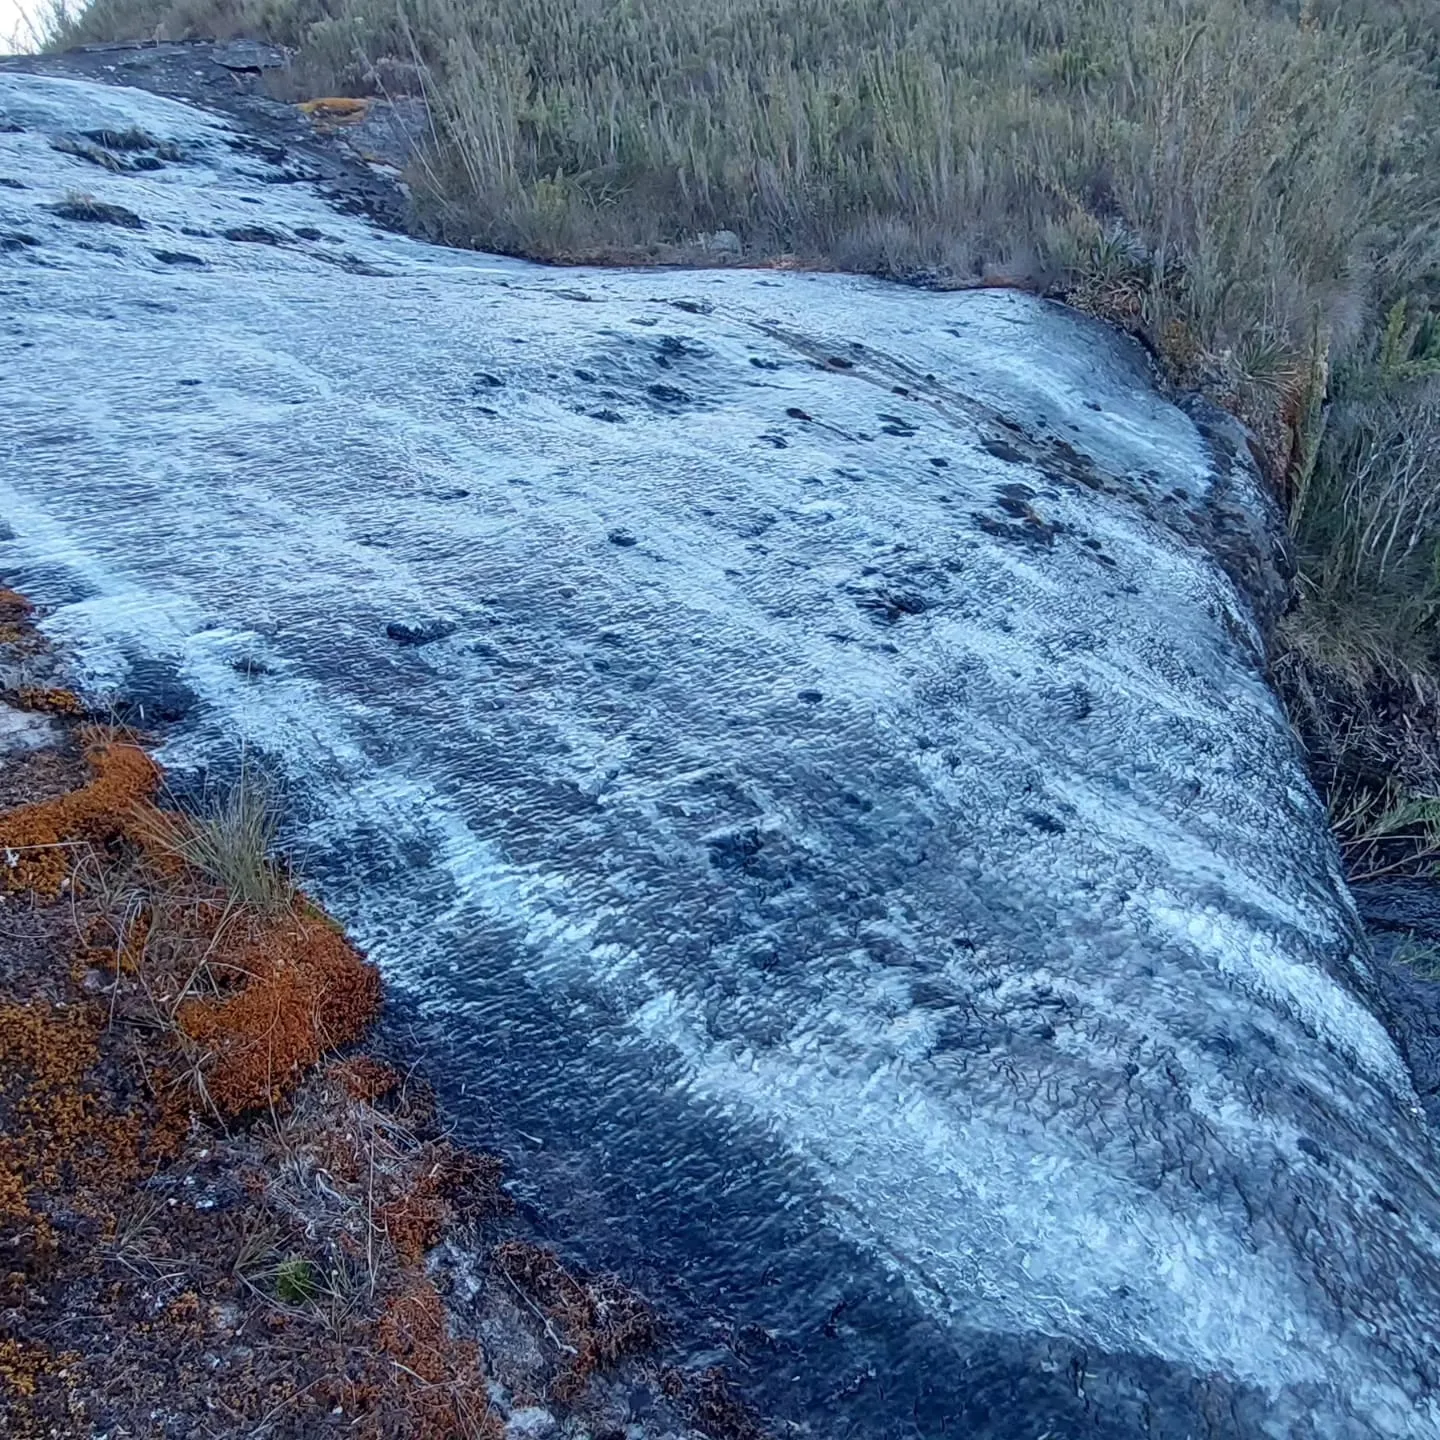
[1328,780,1440,882]
[154,767,297,914]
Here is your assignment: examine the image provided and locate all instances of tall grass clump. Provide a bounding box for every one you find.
[37,0,1440,870]
[158,768,297,913]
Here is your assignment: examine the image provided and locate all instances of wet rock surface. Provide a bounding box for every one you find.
[2,67,1440,1440]
[0,39,418,229]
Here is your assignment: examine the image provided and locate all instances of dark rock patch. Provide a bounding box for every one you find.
[646,383,692,407]
[974,507,1064,551]
[855,588,930,623]
[0,231,39,250]
[309,250,391,277]
[1355,879,1440,1127]
[1023,810,1067,835]
[83,125,161,151]
[385,619,457,647]
[46,196,144,228]
[50,127,181,173]
[49,135,127,171]
[226,136,287,165]
[982,436,1028,465]
[153,249,206,266]
[655,335,710,362]
[706,824,766,873]
[110,655,197,724]
[222,224,286,244]
[607,528,640,547]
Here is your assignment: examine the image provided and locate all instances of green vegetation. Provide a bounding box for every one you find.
[1394,937,1440,981]
[158,767,297,913]
[36,0,1440,869]
[274,1254,322,1304]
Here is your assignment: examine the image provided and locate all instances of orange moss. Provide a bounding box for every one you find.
[299,96,369,113]
[178,912,381,1115]
[0,1335,54,1400]
[377,1144,460,1265]
[379,1190,445,1264]
[0,586,512,1439]
[0,728,160,896]
[492,1240,654,1401]
[329,1055,400,1103]
[376,1278,500,1438]
[0,590,33,623]
[0,1001,146,1261]
[11,688,85,717]
[298,96,371,124]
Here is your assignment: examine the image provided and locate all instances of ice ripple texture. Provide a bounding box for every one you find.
[3,71,1439,1440]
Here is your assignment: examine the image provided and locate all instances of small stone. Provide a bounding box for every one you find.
[47,197,143,228]
[505,1407,558,1439]
[700,228,742,255]
[608,528,639,547]
[222,225,285,245]
[386,619,456,646]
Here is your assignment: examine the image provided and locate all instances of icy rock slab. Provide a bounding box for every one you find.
[2,70,1439,1440]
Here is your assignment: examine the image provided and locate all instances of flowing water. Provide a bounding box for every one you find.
[3,71,1439,1439]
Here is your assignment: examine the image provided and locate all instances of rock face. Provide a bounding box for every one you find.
[2,68,1439,1440]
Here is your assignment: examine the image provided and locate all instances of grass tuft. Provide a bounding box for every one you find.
[156,766,296,914]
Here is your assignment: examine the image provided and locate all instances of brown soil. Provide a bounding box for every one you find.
[0,592,758,1439]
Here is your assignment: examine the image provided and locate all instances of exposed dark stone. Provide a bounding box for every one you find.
[46,196,144,227]
[385,619,457,646]
[222,224,285,244]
